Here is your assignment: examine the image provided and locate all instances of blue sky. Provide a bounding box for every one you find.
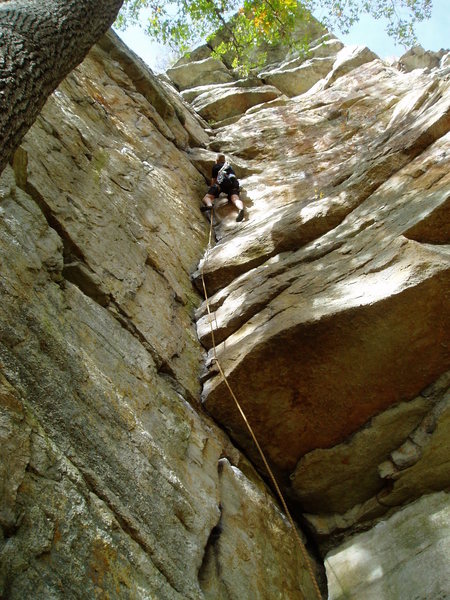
[115,0,449,71]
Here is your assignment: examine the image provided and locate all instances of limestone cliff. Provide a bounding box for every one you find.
[0,22,449,600]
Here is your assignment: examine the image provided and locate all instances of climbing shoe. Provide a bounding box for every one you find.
[236,209,244,222]
[200,205,212,212]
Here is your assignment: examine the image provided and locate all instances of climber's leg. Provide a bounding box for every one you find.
[201,184,220,212]
[201,193,215,212]
[230,193,244,222]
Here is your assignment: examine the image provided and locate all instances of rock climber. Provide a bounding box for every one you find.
[201,154,245,222]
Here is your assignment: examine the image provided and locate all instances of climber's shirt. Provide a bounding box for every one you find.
[208,162,239,199]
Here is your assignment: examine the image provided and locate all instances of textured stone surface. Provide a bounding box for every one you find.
[2,16,450,599]
[20,44,207,402]
[167,57,235,91]
[259,35,343,97]
[398,45,446,72]
[320,45,378,88]
[98,31,208,150]
[181,77,263,104]
[195,61,449,292]
[296,374,450,550]
[290,395,432,514]
[157,76,211,148]
[325,492,450,600]
[0,33,320,600]
[199,459,322,599]
[305,37,344,59]
[261,56,335,97]
[0,164,212,599]
[173,44,212,68]
[195,50,450,547]
[191,85,281,123]
[202,237,449,469]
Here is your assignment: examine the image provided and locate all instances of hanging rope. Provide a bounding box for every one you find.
[199,208,322,600]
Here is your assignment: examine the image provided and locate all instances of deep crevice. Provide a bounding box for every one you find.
[198,503,224,587]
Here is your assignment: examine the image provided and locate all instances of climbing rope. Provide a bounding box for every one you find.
[200,208,322,600]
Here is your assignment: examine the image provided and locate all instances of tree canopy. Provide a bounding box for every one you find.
[116,0,433,71]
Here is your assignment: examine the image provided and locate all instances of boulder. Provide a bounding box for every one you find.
[191,85,281,122]
[258,37,348,98]
[399,45,445,72]
[181,76,263,104]
[172,44,212,68]
[261,35,342,72]
[318,45,379,90]
[166,56,235,91]
[307,36,344,59]
[261,57,335,97]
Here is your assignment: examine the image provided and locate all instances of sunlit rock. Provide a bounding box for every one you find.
[191,84,282,122]
[167,56,235,91]
[398,45,446,72]
[194,42,450,554]
[259,36,344,97]
[0,32,321,599]
[180,77,263,104]
[261,57,336,97]
[325,492,450,600]
[1,11,449,600]
[309,44,379,92]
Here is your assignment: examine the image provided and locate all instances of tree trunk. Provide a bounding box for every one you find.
[0,0,124,175]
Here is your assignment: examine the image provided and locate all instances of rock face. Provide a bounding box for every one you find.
[0,31,320,600]
[398,45,447,72]
[167,57,235,91]
[1,19,449,600]
[182,29,449,599]
[325,492,450,600]
[191,84,282,122]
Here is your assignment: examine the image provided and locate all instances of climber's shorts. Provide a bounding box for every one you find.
[207,180,240,200]
[207,183,221,198]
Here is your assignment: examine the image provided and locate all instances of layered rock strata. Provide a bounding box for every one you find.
[0,31,321,600]
[1,17,449,600]
[167,30,450,597]
[325,491,450,600]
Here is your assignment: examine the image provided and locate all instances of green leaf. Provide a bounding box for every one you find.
[116,0,434,69]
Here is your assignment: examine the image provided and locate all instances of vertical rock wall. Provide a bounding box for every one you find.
[169,31,450,600]
[0,32,321,600]
[1,21,449,600]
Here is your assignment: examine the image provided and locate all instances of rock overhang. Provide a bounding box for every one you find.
[180,35,450,547]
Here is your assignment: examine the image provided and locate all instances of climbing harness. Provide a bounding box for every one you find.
[200,211,322,600]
